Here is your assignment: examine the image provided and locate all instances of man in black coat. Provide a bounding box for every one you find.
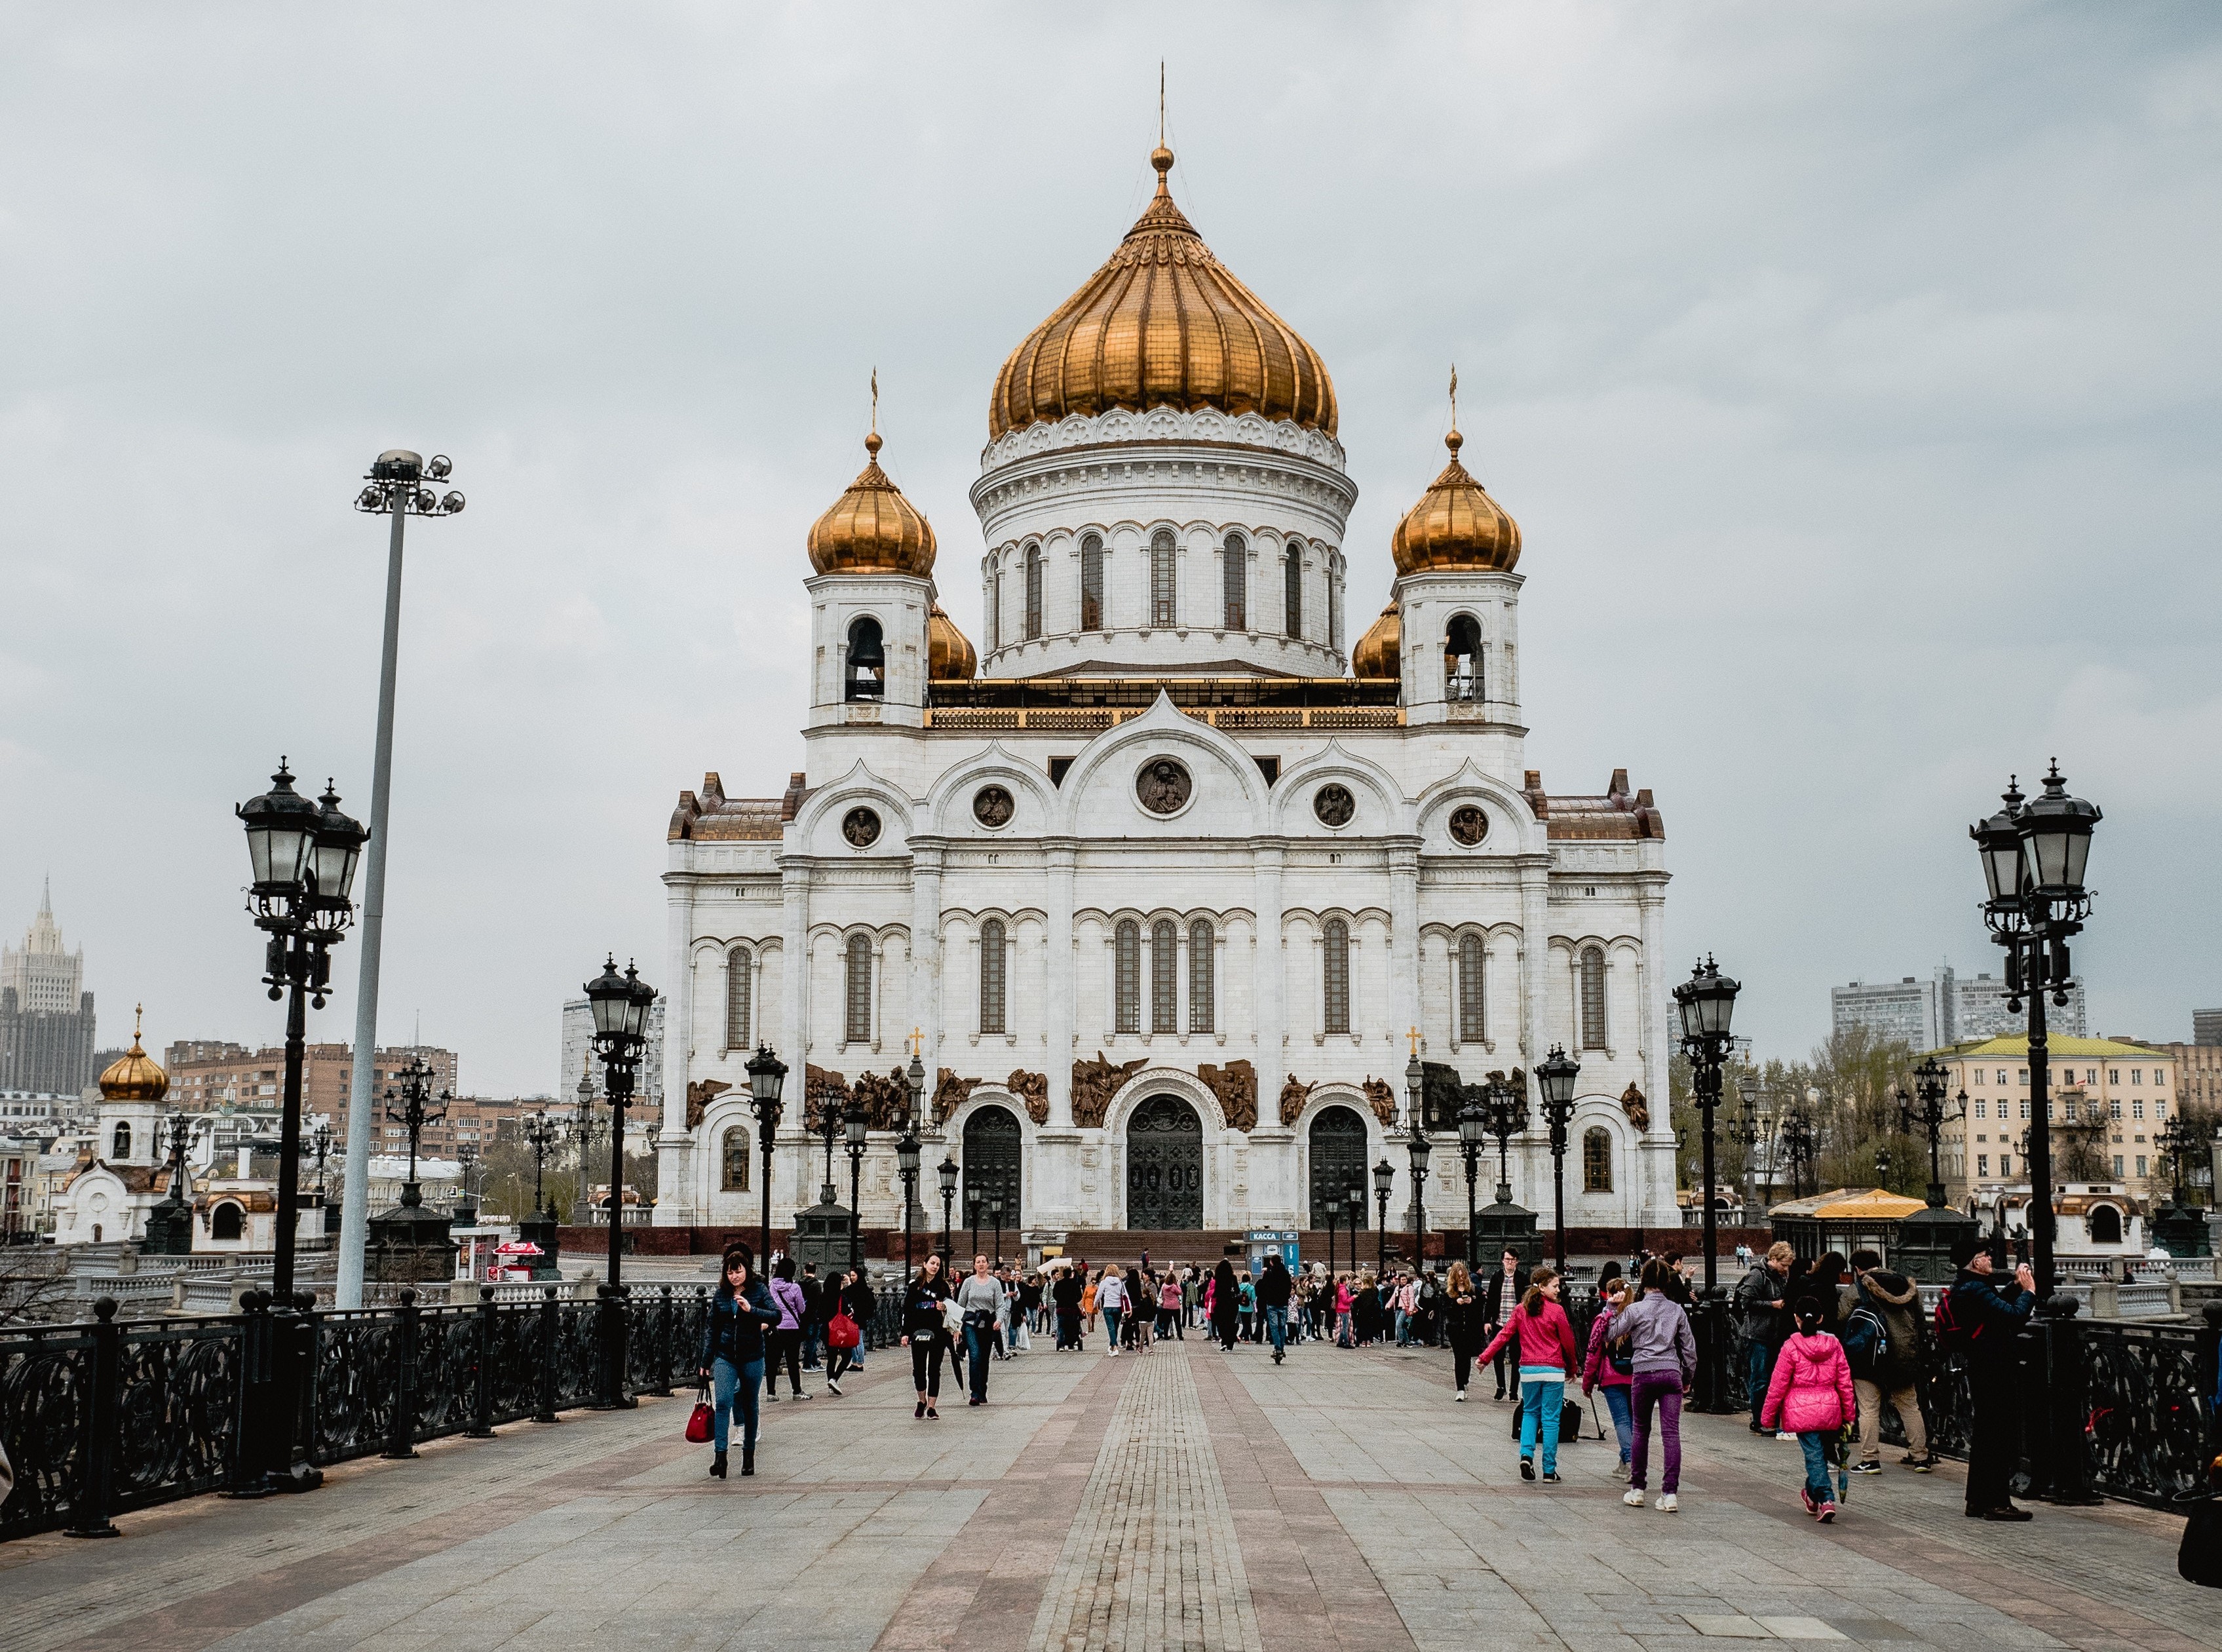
[1947,1235,2037,1521]
[1051,1265,1084,1351]
[1480,1248,1524,1400]
[799,1264,826,1370]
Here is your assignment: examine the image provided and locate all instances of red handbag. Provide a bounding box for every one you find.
[828,1308,860,1351]
[685,1383,714,1444]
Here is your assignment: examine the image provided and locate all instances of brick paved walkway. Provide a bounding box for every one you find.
[0,1335,2212,1652]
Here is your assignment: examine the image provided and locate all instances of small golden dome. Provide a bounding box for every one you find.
[988,144,1337,443]
[1351,602,1400,680]
[98,1007,168,1104]
[806,431,938,577]
[928,600,976,680]
[1390,429,1521,576]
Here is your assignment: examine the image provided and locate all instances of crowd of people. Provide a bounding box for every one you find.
[697,1233,2039,1530]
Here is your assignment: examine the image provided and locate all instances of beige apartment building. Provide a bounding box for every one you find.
[164,1042,459,1130]
[1934,1035,2177,1206]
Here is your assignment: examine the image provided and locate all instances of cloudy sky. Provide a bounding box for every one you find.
[3,3,2216,1095]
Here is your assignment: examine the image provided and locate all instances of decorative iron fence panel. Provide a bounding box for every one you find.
[410,1309,482,1443]
[550,1300,602,1411]
[2080,1320,2210,1505]
[0,1322,98,1539]
[112,1317,241,1516]
[311,1310,402,1465]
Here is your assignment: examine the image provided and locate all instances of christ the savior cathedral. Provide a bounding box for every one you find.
[655,144,1676,1246]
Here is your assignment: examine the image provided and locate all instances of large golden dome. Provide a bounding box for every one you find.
[1350,602,1400,680]
[98,1008,168,1104]
[928,600,976,680]
[807,432,937,577]
[988,146,1337,443]
[1390,429,1521,576]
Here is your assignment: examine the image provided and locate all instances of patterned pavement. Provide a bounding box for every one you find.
[0,1332,2211,1652]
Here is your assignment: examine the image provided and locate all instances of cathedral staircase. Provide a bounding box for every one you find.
[1050,1229,1411,1270]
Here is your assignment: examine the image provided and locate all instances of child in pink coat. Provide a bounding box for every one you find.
[1761,1297,1858,1522]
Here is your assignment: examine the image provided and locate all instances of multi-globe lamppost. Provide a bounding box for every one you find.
[898,1046,925,1280]
[583,956,657,1409]
[523,1110,560,1220]
[1457,1096,1487,1261]
[938,1154,959,1269]
[743,1045,790,1267]
[1671,955,1742,1412]
[845,1096,868,1272]
[1535,1047,1582,1278]
[1372,1158,1393,1274]
[381,1052,450,1210]
[1970,763,2100,1303]
[338,453,463,1309]
[235,759,365,1495]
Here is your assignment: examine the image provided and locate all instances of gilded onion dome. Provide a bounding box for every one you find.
[927,599,976,680]
[806,431,938,577]
[1351,602,1400,680]
[98,1008,168,1104]
[988,145,1337,442]
[1390,429,1521,575]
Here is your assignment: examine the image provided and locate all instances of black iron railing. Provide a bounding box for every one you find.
[0,1283,713,1541]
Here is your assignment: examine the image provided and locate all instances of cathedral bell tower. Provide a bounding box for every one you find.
[805,408,940,731]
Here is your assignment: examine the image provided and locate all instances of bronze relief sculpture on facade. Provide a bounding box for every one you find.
[1278,1073,1316,1126]
[1361,1076,1396,1126]
[1197,1059,1257,1132]
[1620,1082,1649,1131]
[1005,1068,1050,1126]
[1136,758,1192,815]
[1071,1051,1149,1129]
[932,1067,980,1124]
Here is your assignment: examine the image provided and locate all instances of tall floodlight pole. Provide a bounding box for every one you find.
[337,453,463,1309]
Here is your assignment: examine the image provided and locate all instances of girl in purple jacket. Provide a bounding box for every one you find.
[1762,1297,1858,1522]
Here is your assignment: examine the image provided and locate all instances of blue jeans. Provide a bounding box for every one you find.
[1395,1310,1411,1346]
[1603,1385,1635,1465]
[1746,1339,1776,1420]
[1101,1306,1123,1350]
[1518,1368,1564,1474]
[965,1324,994,1400]
[1799,1431,1835,1498]
[1264,1305,1288,1356]
[711,1355,761,1455]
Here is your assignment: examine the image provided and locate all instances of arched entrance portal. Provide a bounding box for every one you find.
[962,1106,1022,1233]
[1126,1094,1202,1229]
[1309,1105,1368,1229]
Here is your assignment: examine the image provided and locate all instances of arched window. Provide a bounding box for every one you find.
[1151,919,1179,1034]
[112,1122,132,1160]
[725,946,752,1050]
[1457,932,1485,1043]
[1115,920,1141,1035]
[1081,533,1105,630]
[989,561,1003,651]
[211,1202,244,1242]
[1579,946,1607,1050]
[1445,613,1482,701]
[1189,919,1215,1033]
[1328,556,1343,651]
[1583,1126,1614,1193]
[980,919,1007,1035]
[1222,532,1247,630]
[1323,918,1350,1036]
[1284,543,1303,638]
[845,616,885,701]
[1024,545,1043,640]
[1150,529,1177,626]
[845,932,873,1045]
[2088,1203,2121,1245]
[721,1126,751,1191]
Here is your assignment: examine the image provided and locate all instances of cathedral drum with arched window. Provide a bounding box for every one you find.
[1126,1094,1202,1229]
[1308,1105,1368,1229]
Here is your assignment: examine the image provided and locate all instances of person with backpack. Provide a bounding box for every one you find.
[1613,1258,1698,1511]
[1946,1235,2038,1520]
[1841,1248,1930,1473]
[1761,1297,1858,1523]
[1580,1275,1637,1468]
[1475,1265,1582,1483]
[1733,1242,1794,1432]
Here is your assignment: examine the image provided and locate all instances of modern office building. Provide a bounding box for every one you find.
[1831,965,2084,1049]
[2193,1008,2222,1048]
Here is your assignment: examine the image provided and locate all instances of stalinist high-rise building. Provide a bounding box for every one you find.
[654,142,1676,1245]
[1,881,98,1096]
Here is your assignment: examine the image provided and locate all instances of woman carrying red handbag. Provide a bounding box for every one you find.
[822,1265,863,1394]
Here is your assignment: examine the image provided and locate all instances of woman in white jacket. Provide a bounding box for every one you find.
[1096,1266,1128,1356]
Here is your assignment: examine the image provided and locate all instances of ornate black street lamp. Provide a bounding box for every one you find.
[1406,1126,1432,1277]
[583,955,656,1409]
[1457,1095,1487,1261]
[1535,1046,1581,1278]
[896,1127,922,1280]
[1372,1157,1393,1274]
[310,1119,336,1201]
[237,761,364,1300]
[1324,1191,1341,1286]
[568,1073,606,1220]
[967,1189,982,1262]
[743,1045,789,1267]
[1480,1077,1527,1203]
[1897,1058,1963,1210]
[381,1052,451,1210]
[1972,764,2099,1302]
[523,1111,560,1220]
[1672,955,1741,1413]
[1780,1107,1818,1201]
[989,1195,1005,1268]
[815,1090,842,1207]
[938,1153,959,1270]
[845,1095,868,1272]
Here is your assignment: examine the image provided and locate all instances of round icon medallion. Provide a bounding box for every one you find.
[1314,784,1355,828]
[841,806,882,848]
[972,786,1014,828]
[1136,758,1193,815]
[1447,805,1488,847]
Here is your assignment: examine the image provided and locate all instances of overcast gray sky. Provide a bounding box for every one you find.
[4,3,2216,1095]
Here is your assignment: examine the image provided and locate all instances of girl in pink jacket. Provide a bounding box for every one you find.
[1761,1297,1858,1522]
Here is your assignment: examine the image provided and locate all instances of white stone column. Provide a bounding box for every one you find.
[1254,840,1284,1079]
[1389,839,1421,1056]
[1045,841,1076,1127]
[1519,862,1550,1069]
[1638,872,1674,1225]
[655,870,695,1225]
[911,842,943,1085]
[781,856,811,1064]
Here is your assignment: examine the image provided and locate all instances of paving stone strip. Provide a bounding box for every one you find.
[1024,1348,1265,1652]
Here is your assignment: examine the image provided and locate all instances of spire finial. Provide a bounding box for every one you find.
[865,368,883,459]
[134,1002,143,1041]
[1151,63,1174,196]
[1446,364,1462,455]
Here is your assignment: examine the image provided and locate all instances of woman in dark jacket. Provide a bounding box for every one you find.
[1440,1261,1485,1398]
[900,1253,954,1419]
[1210,1259,1240,1351]
[699,1244,781,1478]
[1353,1277,1382,1346]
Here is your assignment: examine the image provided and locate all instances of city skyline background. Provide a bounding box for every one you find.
[3,6,2217,1093]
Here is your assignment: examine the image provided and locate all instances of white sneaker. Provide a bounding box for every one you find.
[1455,1390,1466,1402]
[1655,1493,1679,1513]
[1776,1431,1795,1442]
[1624,1489,1647,1507]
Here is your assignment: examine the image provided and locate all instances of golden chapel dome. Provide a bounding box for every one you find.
[806,431,938,577]
[928,600,977,680]
[1350,602,1401,680]
[1390,429,1521,576]
[988,145,1338,444]
[98,1008,168,1104]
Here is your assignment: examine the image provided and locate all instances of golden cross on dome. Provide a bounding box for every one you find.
[870,368,879,435]
[1448,364,1459,430]
[911,1026,923,1058]
[134,1003,144,1041]
[1408,1025,1420,1057]
[1159,61,1166,146]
